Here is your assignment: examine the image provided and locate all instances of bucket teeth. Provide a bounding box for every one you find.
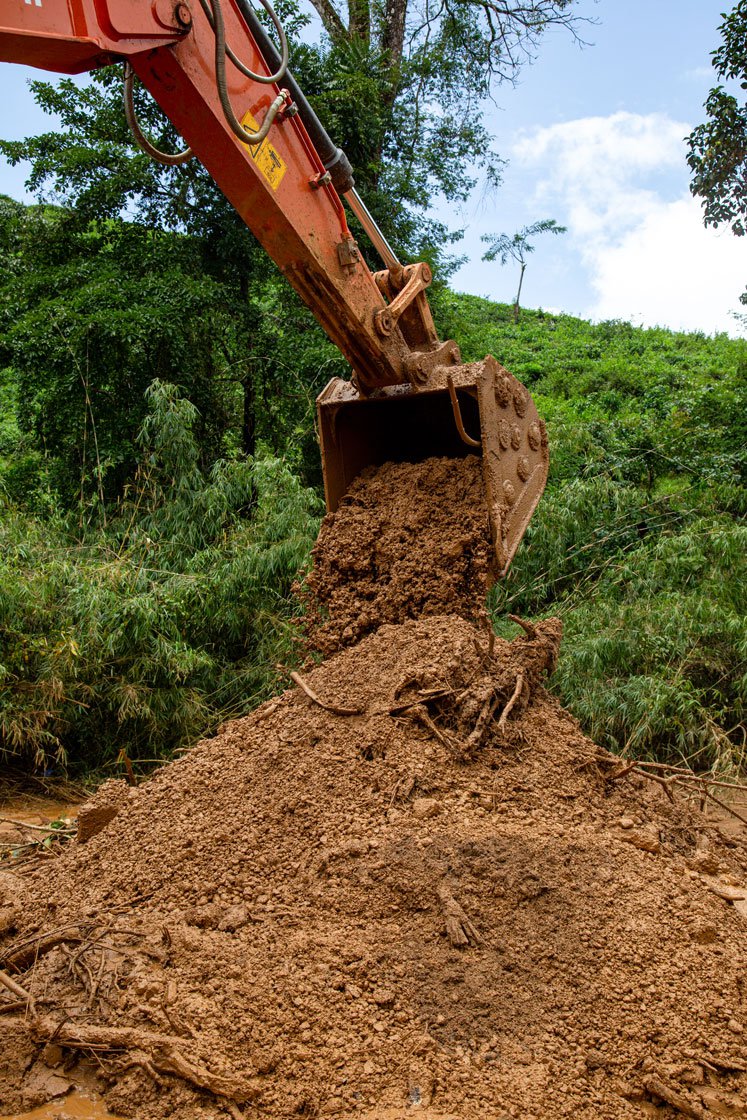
[316,356,548,579]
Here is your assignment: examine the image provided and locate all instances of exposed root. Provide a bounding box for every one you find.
[1,926,84,973]
[31,1015,259,1102]
[598,752,747,824]
[290,671,363,717]
[408,706,467,759]
[497,672,525,734]
[0,968,35,1012]
[437,883,480,948]
[507,614,538,641]
[466,690,502,754]
[642,1073,709,1120]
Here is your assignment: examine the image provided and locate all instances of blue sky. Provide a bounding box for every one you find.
[0,0,744,335]
[446,0,746,336]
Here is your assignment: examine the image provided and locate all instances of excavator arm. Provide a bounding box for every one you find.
[0,0,548,576]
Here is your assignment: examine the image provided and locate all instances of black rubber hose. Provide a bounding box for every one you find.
[235,0,355,194]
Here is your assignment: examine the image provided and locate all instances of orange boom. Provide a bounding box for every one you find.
[0,0,547,575]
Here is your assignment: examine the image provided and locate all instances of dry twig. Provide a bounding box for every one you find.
[0,816,74,834]
[290,671,362,716]
[497,673,525,732]
[1,926,84,973]
[408,705,467,758]
[32,1015,258,1102]
[0,968,35,1012]
[389,687,452,716]
[600,752,747,823]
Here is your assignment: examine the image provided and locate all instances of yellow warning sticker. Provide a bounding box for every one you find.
[240,109,287,191]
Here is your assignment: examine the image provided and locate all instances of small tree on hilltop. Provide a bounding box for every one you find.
[481,219,567,322]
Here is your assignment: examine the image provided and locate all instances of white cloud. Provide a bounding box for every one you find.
[590,196,745,334]
[511,112,746,335]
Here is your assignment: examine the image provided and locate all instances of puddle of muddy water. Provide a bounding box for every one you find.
[1,1090,123,1120]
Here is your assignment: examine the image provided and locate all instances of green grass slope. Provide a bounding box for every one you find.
[437,292,747,769]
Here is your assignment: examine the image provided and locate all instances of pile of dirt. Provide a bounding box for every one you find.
[303,456,493,656]
[3,457,747,1120]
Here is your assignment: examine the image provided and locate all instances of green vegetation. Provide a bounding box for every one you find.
[2,238,745,776]
[687,0,747,304]
[0,0,744,776]
[0,379,321,774]
[440,296,746,770]
[687,0,747,240]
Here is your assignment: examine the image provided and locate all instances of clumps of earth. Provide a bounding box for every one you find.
[302,456,493,656]
[2,457,747,1120]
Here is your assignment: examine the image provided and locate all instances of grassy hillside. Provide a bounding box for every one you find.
[438,293,747,768]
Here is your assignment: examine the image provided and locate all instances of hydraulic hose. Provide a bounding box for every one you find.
[235,0,355,194]
[124,0,287,159]
[234,0,400,271]
[123,62,193,166]
[202,0,286,145]
[197,0,288,85]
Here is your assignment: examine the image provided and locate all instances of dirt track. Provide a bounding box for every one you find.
[3,457,747,1120]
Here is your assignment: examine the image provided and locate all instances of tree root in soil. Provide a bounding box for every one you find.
[643,1073,710,1120]
[289,671,363,717]
[31,1015,258,1103]
[0,968,35,1012]
[393,616,562,761]
[496,672,525,734]
[437,883,480,948]
[598,752,747,828]
[1,926,86,973]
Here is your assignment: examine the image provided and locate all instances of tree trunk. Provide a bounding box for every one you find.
[241,374,256,458]
[513,262,526,323]
[348,0,370,40]
[381,0,407,89]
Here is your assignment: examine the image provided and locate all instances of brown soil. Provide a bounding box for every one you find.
[303,457,492,657]
[3,457,747,1120]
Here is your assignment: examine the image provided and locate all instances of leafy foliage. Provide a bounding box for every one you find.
[0,381,321,774]
[3,290,746,776]
[0,197,337,505]
[441,297,747,770]
[687,0,747,301]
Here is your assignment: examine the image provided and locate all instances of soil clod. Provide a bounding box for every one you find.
[3,457,747,1120]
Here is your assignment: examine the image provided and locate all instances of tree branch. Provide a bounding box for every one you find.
[307,0,348,42]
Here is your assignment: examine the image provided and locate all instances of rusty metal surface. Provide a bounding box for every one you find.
[317,357,548,579]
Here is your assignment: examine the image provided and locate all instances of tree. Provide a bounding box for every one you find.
[481,219,566,322]
[687,0,747,299]
[0,1,585,502]
[298,0,584,243]
[0,199,257,506]
[0,2,585,258]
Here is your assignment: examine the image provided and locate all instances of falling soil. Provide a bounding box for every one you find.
[303,457,493,657]
[3,457,747,1120]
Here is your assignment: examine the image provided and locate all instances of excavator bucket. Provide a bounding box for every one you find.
[317,355,549,580]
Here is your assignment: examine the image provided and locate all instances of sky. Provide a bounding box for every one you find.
[0,0,744,337]
[446,0,746,337]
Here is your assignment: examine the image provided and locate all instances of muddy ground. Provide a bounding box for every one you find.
[3,456,747,1120]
